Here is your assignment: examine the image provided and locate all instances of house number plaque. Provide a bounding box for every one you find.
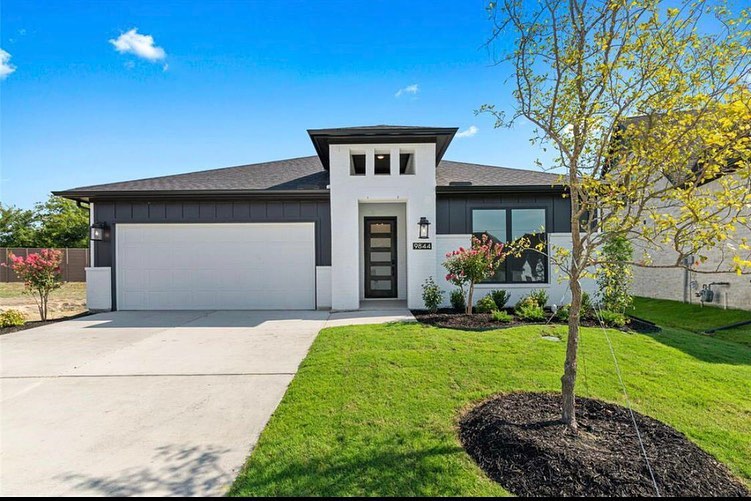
[412,242,432,250]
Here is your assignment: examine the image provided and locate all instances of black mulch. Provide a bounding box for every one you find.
[0,311,93,336]
[412,309,617,332]
[458,392,748,497]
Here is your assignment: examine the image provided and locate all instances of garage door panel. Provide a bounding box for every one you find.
[117,223,315,310]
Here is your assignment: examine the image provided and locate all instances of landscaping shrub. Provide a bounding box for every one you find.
[581,291,594,319]
[598,310,628,328]
[556,294,594,322]
[0,309,26,328]
[596,235,634,314]
[491,310,513,323]
[421,277,444,313]
[476,295,498,314]
[515,297,546,321]
[528,289,549,308]
[489,290,511,310]
[450,289,466,312]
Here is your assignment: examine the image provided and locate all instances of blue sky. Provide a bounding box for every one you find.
[1,0,547,209]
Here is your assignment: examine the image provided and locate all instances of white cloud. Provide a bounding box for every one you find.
[395,83,419,98]
[0,49,16,80]
[456,125,479,138]
[109,28,166,62]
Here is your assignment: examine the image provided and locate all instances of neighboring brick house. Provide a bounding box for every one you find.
[630,172,751,311]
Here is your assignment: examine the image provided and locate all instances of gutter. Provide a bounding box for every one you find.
[436,184,568,195]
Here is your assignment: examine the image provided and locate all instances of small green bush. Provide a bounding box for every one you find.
[476,295,498,313]
[421,277,444,313]
[556,304,570,322]
[489,290,511,310]
[515,297,546,321]
[598,310,628,328]
[492,310,514,323]
[581,291,594,319]
[0,309,26,328]
[450,289,466,312]
[528,289,549,308]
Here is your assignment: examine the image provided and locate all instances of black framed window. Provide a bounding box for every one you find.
[471,208,548,283]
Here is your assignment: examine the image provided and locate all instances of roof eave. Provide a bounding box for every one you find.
[436,184,568,195]
[52,189,331,203]
[307,127,459,169]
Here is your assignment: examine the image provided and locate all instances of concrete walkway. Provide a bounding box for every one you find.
[0,308,412,497]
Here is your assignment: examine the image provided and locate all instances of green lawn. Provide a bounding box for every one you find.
[230,322,751,496]
[632,296,751,347]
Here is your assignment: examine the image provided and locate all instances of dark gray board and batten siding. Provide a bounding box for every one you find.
[436,193,571,234]
[93,199,331,309]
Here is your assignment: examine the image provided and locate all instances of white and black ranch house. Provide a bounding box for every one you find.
[56,126,585,311]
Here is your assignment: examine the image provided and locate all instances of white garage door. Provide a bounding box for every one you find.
[116,223,316,310]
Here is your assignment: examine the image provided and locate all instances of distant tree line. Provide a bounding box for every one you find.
[0,195,89,248]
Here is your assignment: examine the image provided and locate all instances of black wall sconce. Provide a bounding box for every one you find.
[90,222,107,241]
[418,217,431,239]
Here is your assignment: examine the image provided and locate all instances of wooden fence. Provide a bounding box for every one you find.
[0,248,90,283]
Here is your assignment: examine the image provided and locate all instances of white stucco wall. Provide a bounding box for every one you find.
[85,266,111,311]
[432,233,595,309]
[316,266,332,309]
[329,143,437,310]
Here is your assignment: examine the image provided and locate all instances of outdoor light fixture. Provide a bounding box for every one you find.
[90,222,106,241]
[418,217,431,239]
[376,154,385,160]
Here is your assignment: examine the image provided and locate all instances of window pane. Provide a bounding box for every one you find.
[507,233,547,283]
[370,266,391,276]
[472,209,506,242]
[371,251,391,262]
[370,223,391,233]
[370,237,391,248]
[371,280,392,290]
[511,209,546,240]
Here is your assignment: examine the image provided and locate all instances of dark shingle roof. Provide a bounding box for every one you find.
[437,160,564,188]
[54,156,328,197]
[54,156,564,200]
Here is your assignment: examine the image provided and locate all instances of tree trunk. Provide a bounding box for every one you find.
[561,273,581,431]
[466,282,475,314]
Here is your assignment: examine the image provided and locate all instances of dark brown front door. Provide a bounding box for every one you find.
[365,217,397,298]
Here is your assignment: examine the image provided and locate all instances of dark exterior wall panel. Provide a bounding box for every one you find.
[93,198,332,268]
[436,192,571,234]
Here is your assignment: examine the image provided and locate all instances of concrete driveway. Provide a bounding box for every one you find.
[0,310,331,496]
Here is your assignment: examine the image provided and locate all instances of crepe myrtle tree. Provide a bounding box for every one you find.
[483,0,751,431]
[443,233,509,314]
[3,249,64,321]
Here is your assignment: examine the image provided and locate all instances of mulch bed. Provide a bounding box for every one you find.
[412,309,662,334]
[0,311,93,336]
[459,392,748,497]
[412,309,610,332]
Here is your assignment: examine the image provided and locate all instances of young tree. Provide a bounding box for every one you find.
[484,0,751,430]
[4,249,64,321]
